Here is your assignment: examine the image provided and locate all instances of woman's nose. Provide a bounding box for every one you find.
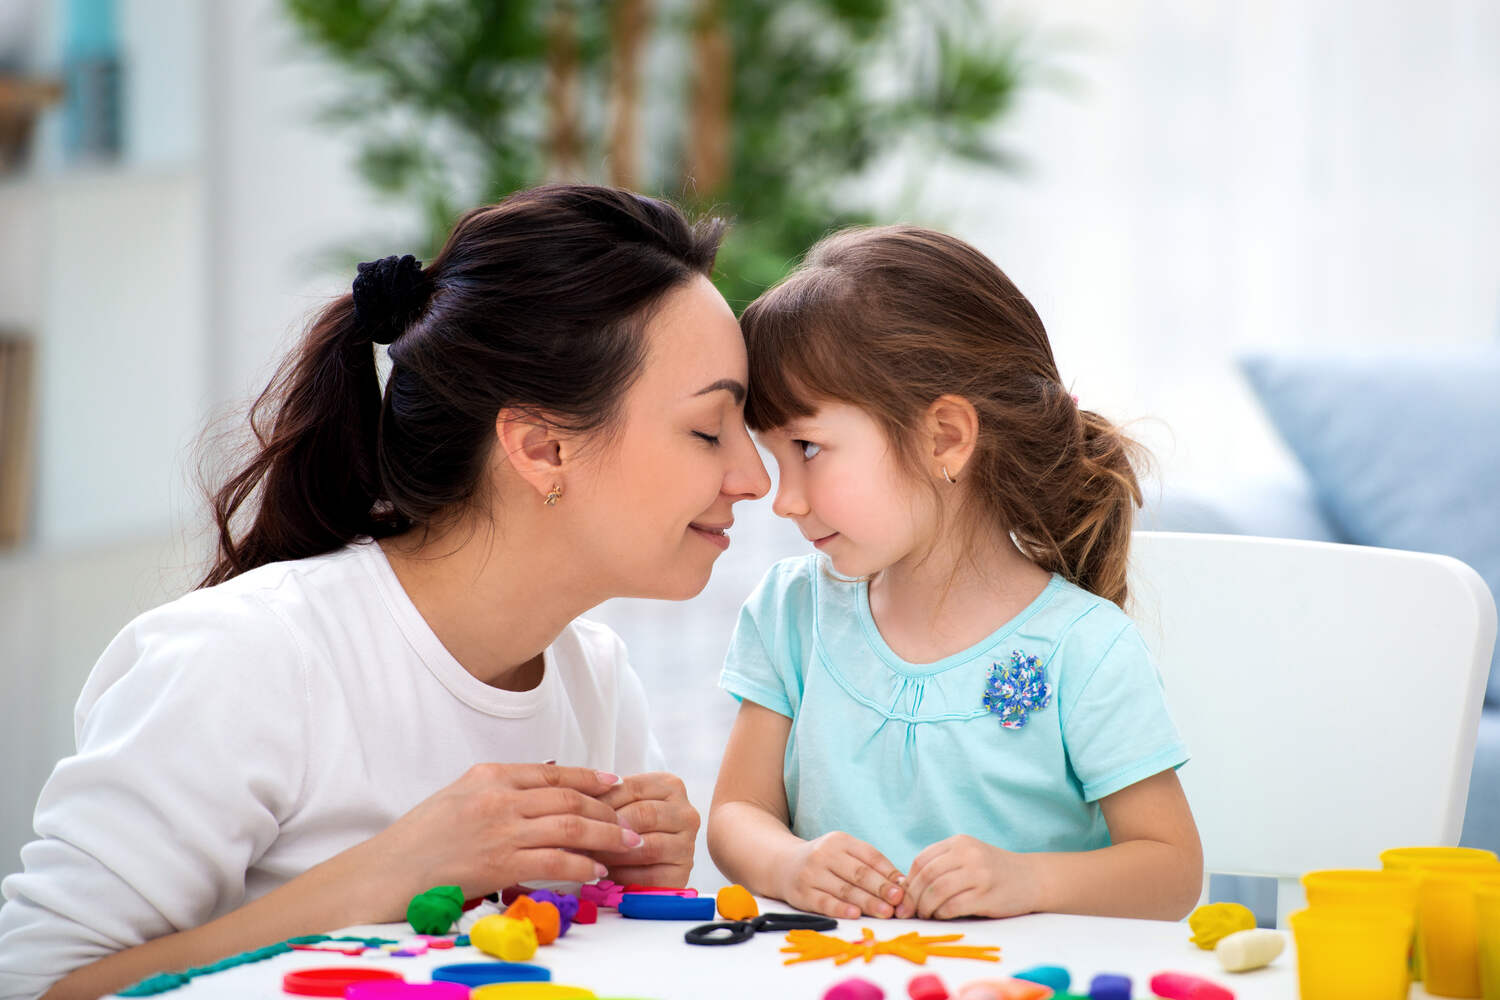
[725,433,771,501]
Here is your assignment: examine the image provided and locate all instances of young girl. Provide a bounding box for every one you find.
[708,226,1201,923]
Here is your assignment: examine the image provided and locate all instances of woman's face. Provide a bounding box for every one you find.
[570,274,770,601]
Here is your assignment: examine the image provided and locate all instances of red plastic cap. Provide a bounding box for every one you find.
[281,967,402,996]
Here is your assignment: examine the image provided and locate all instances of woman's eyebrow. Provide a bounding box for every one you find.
[692,378,747,405]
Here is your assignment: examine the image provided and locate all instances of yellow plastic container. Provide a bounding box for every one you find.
[1382,847,1500,872]
[1478,884,1500,1000]
[1304,869,1420,912]
[1382,846,1500,982]
[1420,871,1500,998]
[1290,906,1414,1000]
[471,986,596,1000]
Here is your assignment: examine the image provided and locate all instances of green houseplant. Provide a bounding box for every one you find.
[284,0,1033,306]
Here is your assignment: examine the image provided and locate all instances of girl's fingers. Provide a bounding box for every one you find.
[914,868,970,919]
[816,868,892,918]
[902,852,959,917]
[932,888,983,921]
[833,852,900,916]
[800,887,861,921]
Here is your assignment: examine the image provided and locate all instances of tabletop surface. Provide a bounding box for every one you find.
[105,899,1325,1000]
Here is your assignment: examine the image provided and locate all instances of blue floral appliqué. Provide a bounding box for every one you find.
[983,650,1052,729]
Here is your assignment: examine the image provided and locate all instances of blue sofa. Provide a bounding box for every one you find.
[1142,349,1500,857]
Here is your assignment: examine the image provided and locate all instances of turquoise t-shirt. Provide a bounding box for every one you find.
[719,554,1189,872]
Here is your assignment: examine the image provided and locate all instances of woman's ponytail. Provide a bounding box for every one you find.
[198,186,723,589]
[199,255,431,588]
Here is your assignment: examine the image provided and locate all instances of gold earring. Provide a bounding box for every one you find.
[544,484,563,506]
[942,466,956,485]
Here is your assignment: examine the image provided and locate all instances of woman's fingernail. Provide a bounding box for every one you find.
[622,829,644,848]
[595,771,620,785]
[595,862,609,880]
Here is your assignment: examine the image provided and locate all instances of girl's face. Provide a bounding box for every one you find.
[760,402,933,578]
[571,275,771,600]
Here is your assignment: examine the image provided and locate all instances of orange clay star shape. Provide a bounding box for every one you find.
[781,927,1001,966]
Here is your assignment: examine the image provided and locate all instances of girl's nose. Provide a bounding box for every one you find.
[771,472,807,520]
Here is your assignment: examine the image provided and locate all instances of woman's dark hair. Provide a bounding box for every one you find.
[200,185,724,588]
[741,225,1145,608]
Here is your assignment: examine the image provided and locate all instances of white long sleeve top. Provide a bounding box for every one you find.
[0,540,665,999]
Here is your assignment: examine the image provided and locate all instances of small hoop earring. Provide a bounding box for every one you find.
[942,466,956,485]
[544,484,563,506]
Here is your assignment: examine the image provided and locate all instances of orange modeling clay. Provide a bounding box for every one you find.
[781,927,1001,967]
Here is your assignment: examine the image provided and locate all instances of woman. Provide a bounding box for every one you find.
[0,185,770,1000]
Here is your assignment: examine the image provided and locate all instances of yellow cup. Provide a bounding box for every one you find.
[1382,847,1500,982]
[471,986,596,1000]
[1291,905,1415,1000]
[1478,884,1500,1000]
[1382,847,1500,872]
[1304,869,1421,912]
[1421,872,1500,998]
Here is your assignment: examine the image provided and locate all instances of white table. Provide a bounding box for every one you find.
[108,901,1315,999]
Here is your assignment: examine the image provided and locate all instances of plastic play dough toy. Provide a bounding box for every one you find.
[1214,928,1285,972]
[1187,903,1256,950]
[716,884,759,921]
[469,914,539,962]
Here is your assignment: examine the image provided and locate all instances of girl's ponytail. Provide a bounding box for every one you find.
[199,255,430,588]
[1015,407,1144,609]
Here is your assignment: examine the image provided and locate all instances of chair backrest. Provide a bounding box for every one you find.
[1129,531,1496,920]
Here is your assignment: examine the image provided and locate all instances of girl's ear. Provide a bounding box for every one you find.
[495,408,571,502]
[925,394,979,480]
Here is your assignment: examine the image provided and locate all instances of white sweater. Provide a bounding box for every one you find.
[0,541,665,999]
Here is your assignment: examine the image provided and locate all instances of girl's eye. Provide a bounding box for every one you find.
[795,440,822,459]
[693,431,721,447]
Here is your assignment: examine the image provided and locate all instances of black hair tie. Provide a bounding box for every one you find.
[351,254,430,346]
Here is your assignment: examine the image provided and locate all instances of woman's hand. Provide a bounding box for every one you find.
[776,831,906,919]
[588,772,700,887]
[895,835,1040,919]
[360,762,639,912]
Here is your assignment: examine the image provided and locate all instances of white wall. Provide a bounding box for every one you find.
[916,0,1500,493]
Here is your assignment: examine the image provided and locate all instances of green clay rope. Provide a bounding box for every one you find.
[115,934,401,996]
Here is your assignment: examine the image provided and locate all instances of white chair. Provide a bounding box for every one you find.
[1128,531,1497,926]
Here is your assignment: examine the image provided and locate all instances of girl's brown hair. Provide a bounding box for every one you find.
[740,225,1144,607]
[200,185,723,587]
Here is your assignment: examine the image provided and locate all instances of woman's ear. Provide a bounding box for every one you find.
[495,408,568,502]
[925,394,979,480]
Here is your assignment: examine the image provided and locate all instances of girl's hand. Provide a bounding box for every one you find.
[589,772,701,887]
[895,835,1041,919]
[362,762,638,912]
[777,831,906,919]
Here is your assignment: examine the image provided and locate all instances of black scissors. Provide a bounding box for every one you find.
[684,912,839,946]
